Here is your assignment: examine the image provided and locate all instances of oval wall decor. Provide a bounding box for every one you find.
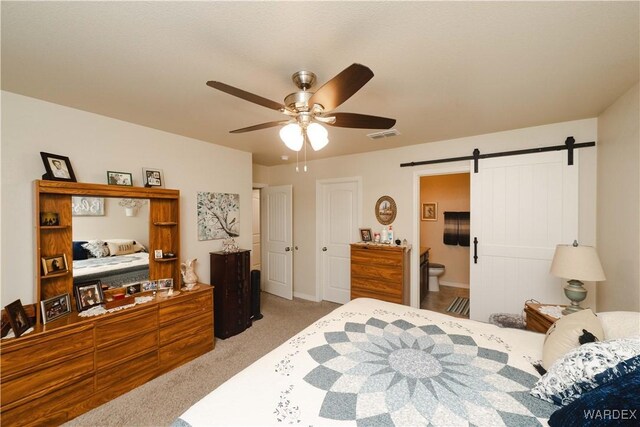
[375,195,397,225]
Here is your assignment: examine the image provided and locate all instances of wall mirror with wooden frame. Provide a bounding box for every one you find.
[35,180,180,326]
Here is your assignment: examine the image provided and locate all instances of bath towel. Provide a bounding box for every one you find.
[458,212,470,246]
[443,212,459,245]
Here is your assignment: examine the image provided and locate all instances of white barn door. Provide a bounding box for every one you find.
[470,151,578,321]
[261,185,293,300]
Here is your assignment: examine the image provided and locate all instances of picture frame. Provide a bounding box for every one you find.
[4,299,31,338]
[375,195,397,225]
[40,152,77,182]
[40,294,71,324]
[72,196,105,216]
[107,171,133,186]
[41,254,68,276]
[125,283,142,296]
[154,249,163,259]
[141,281,157,292]
[74,280,105,312]
[359,228,373,242]
[421,202,438,221]
[39,211,60,227]
[142,167,163,188]
[157,278,173,290]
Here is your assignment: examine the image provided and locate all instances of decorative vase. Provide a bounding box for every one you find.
[180,258,198,289]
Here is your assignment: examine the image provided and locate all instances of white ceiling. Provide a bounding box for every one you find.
[2,1,638,166]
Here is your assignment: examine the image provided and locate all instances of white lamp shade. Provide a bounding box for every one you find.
[307,123,329,151]
[280,123,303,152]
[550,244,606,281]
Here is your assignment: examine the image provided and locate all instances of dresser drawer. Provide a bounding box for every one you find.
[160,324,213,372]
[96,350,158,392]
[159,292,213,325]
[351,262,403,282]
[1,352,94,407]
[351,247,403,266]
[95,306,157,347]
[160,310,213,346]
[0,374,94,427]
[351,287,403,304]
[96,330,158,369]
[1,325,93,378]
[351,277,402,298]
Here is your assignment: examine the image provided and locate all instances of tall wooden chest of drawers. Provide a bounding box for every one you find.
[210,250,252,339]
[350,243,411,305]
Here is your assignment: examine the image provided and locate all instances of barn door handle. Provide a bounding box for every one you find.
[473,237,478,264]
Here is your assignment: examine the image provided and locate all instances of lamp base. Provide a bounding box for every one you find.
[562,279,587,315]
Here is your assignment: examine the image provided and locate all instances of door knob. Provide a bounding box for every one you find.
[285,247,291,252]
[295,246,299,250]
[322,247,327,252]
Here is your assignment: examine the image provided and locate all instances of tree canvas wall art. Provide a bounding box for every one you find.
[197,192,240,240]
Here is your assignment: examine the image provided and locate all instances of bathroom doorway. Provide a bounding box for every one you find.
[419,172,470,318]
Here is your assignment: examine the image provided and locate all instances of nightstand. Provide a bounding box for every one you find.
[524,302,566,333]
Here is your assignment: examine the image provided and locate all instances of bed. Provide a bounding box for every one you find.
[176,298,564,426]
[72,240,149,287]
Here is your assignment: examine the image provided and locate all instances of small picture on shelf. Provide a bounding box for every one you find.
[74,280,104,312]
[142,167,163,187]
[107,171,133,186]
[39,212,60,227]
[4,299,31,338]
[141,281,157,292]
[125,283,142,296]
[157,278,173,290]
[154,249,163,259]
[41,254,68,276]
[359,228,373,242]
[40,152,77,182]
[41,294,71,324]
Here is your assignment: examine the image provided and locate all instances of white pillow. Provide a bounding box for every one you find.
[597,311,640,340]
[106,241,136,256]
[81,240,110,258]
[542,309,604,370]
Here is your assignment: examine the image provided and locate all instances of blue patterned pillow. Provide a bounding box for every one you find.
[531,338,640,405]
[72,240,89,260]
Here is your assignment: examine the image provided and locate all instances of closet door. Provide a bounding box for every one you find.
[470,151,579,321]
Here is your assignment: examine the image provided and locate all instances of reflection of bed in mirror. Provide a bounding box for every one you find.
[72,198,150,288]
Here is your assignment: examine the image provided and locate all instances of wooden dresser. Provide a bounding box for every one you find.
[350,243,411,305]
[0,285,214,426]
[524,302,565,333]
[210,250,251,339]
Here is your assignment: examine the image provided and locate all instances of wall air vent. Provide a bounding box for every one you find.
[367,129,401,140]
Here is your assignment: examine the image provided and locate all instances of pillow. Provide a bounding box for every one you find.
[81,240,110,258]
[104,239,147,253]
[131,240,147,253]
[106,241,136,256]
[548,364,640,426]
[72,240,89,260]
[531,338,640,405]
[597,311,640,340]
[542,309,604,370]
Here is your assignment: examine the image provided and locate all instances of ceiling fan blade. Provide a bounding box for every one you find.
[229,120,289,134]
[325,112,396,129]
[308,64,374,111]
[207,81,286,111]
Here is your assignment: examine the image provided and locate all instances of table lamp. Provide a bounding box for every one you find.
[550,240,606,315]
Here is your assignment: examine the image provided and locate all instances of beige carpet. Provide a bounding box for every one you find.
[64,293,340,427]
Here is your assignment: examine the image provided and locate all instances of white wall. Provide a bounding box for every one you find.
[266,119,598,308]
[1,91,253,306]
[72,198,150,245]
[596,83,640,311]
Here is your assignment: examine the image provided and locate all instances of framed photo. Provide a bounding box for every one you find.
[72,196,105,216]
[4,299,31,338]
[41,254,68,276]
[142,167,163,187]
[125,283,142,296]
[359,228,373,242]
[421,202,438,221]
[74,280,105,312]
[40,294,71,324]
[141,281,157,292]
[154,249,163,259]
[40,152,77,182]
[157,278,173,290]
[375,195,397,225]
[40,211,60,226]
[107,171,133,186]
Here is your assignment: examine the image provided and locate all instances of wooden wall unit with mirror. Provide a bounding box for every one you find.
[0,180,214,426]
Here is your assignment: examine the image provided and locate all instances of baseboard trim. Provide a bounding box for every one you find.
[440,281,469,289]
[293,292,319,302]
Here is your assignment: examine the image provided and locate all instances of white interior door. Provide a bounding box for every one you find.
[470,151,578,321]
[261,185,293,300]
[251,189,261,271]
[317,178,361,304]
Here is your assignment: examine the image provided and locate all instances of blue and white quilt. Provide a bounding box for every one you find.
[176,298,557,426]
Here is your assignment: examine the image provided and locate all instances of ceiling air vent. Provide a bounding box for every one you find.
[367,129,401,140]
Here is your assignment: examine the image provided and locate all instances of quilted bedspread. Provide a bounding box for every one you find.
[175,298,557,426]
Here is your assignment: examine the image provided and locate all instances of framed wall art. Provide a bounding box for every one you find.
[421,202,438,221]
[375,195,397,225]
[72,196,105,216]
[197,192,240,240]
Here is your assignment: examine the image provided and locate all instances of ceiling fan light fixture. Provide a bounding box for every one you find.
[307,123,329,151]
[280,123,303,152]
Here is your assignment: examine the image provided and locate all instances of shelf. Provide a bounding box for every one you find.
[40,225,70,230]
[155,257,177,263]
[41,271,70,279]
[153,222,177,226]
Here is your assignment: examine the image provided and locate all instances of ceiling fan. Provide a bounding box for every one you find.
[206,63,396,152]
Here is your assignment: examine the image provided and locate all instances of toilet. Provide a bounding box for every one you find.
[428,263,445,292]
